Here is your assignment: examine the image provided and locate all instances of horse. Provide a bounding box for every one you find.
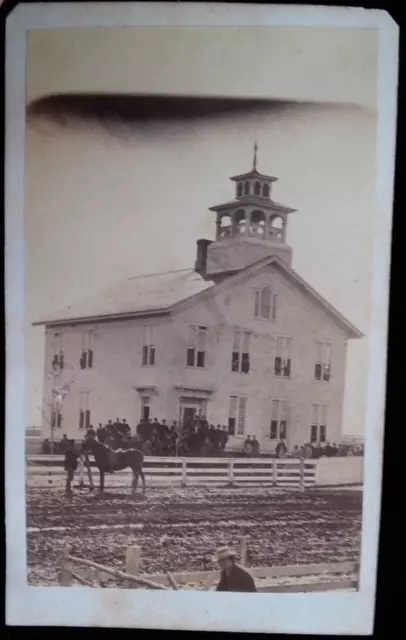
[82,435,145,495]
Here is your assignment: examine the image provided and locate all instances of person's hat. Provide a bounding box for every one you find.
[213,546,238,562]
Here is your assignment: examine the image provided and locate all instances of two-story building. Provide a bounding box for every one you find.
[34,146,362,453]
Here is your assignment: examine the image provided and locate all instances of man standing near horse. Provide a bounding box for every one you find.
[64,439,79,496]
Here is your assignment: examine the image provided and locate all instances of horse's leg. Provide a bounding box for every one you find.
[132,471,139,495]
[139,470,146,494]
[99,469,104,492]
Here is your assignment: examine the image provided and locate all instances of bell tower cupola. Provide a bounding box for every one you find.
[203,144,296,278]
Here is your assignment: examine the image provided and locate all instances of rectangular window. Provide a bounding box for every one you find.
[142,325,156,366]
[51,409,63,429]
[274,336,291,377]
[52,332,64,370]
[315,341,331,381]
[231,329,250,373]
[186,325,207,368]
[310,402,328,444]
[228,395,247,436]
[269,399,290,440]
[79,391,91,429]
[228,396,237,435]
[254,287,277,321]
[237,397,247,435]
[80,330,94,369]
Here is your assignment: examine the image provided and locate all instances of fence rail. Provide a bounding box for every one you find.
[59,540,358,593]
[26,454,317,490]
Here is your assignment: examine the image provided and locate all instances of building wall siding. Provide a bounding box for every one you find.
[41,264,349,452]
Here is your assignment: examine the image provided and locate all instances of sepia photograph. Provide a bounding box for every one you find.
[5,2,398,634]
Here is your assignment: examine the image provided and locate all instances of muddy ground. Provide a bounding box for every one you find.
[26,486,362,586]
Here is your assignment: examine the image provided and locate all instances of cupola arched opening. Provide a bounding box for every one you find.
[235,209,247,235]
[250,209,266,237]
[237,182,243,197]
[244,181,250,195]
[218,213,232,239]
[262,183,270,198]
[269,215,284,241]
[254,181,261,195]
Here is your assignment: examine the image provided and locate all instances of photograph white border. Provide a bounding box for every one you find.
[5,3,398,634]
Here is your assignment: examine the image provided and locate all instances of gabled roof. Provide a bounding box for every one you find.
[230,169,278,182]
[170,255,363,340]
[33,269,215,326]
[34,256,363,340]
[209,195,296,214]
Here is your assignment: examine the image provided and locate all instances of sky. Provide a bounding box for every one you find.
[25,27,378,435]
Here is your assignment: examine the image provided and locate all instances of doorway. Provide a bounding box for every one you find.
[179,396,208,426]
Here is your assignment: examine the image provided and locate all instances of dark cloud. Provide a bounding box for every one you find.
[27,93,296,131]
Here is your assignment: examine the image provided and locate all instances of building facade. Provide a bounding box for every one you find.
[35,148,362,453]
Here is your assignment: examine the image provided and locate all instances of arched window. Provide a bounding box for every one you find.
[235,209,246,235]
[254,181,261,195]
[237,182,243,197]
[250,210,266,237]
[255,286,277,320]
[244,181,250,195]
[219,214,232,239]
[269,215,284,241]
[260,286,271,318]
[262,183,270,198]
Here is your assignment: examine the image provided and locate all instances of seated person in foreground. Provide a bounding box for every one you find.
[214,546,257,592]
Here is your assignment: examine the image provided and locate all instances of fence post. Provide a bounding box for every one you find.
[240,537,248,566]
[273,459,277,487]
[299,457,305,492]
[59,542,73,586]
[228,459,234,486]
[124,545,141,589]
[181,458,187,487]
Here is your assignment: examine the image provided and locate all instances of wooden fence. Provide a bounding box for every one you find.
[26,455,317,490]
[59,539,358,593]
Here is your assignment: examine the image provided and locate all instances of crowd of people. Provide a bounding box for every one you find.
[41,415,363,459]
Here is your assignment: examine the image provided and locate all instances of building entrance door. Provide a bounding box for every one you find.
[179,396,207,426]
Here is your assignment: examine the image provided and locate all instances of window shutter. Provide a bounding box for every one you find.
[149,347,155,366]
[274,357,282,376]
[88,349,93,368]
[271,293,277,320]
[186,348,195,367]
[85,410,91,429]
[315,363,322,380]
[142,345,148,366]
[79,410,84,429]
[254,290,260,317]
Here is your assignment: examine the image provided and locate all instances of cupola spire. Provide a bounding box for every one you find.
[253,141,258,171]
